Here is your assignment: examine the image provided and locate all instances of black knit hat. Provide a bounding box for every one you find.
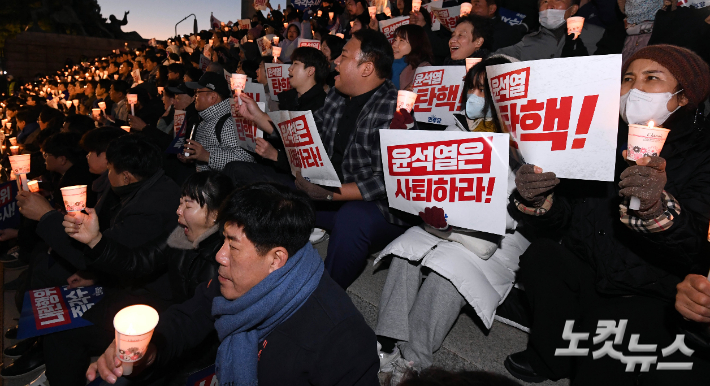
[623,44,710,109]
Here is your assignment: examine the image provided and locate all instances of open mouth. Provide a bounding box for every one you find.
[449,45,460,54]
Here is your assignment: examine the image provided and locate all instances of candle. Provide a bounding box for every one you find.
[60,185,88,212]
[120,126,131,132]
[98,101,106,111]
[460,2,472,16]
[113,305,159,376]
[412,0,422,11]
[626,120,669,210]
[27,180,39,193]
[10,146,20,155]
[465,58,482,72]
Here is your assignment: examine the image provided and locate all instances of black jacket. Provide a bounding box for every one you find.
[515,112,710,300]
[150,271,380,386]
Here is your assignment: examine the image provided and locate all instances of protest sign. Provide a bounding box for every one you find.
[379,17,410,44]
[166,110,187,154]
[265,63,292,101]
[230,98,264,153]
[199,55,211,71]
[292,0,322,11]
[254,0,268,10]
[18,285,104,339]
[268,110,342,187]
[380,130,510,235]
[238,19,251,30]
[486,55,622,181]
[498,8,526,26]
[677,0,708,7]
[411,65,466,126]
[423,1,443,31]
[256,36,272,54]
[431,5,461,31]
[0,181,20,230]
[244,82,268,105]
[298,38,321,50]
[186,364,217,386]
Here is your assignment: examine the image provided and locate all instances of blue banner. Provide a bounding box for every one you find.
[0,181,20,230]
[498,8,526,26]
[18,285,104,339]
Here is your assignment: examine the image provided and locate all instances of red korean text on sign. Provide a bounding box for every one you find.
[298,41,321,50]
[278,116,325,170]
[30,287,71,329]
[490,67,530,103]
[388,137,493,176]
[411,69,461,113]
[382,19,410,44]
[394,176,497,203]
[0,184,13,206]
[434,9,459,31]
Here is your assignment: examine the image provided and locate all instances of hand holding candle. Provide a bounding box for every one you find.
[625,121,669,210]
[60,185,88,213]
[465,58,482,72]
[396,90,417,113]
[618,156,667,219]
[113,305,159,376]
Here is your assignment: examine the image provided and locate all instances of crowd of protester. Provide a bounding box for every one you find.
[0,0,709,385]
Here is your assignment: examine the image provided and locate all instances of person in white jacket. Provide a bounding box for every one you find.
[375,55,530,382]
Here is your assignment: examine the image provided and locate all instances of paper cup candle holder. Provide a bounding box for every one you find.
[114,305,159,376]
[626,121,669,210]
[412,0,422,11]
[127,94,138,116]
[397,90,418,113]
[60,185,88,213]
[27,180,40,193]
[231,74,248,103]
[460,2,472,16]
[567,17,584,40]
[9,154,31,191]
[271,46,282,61]
[465,58,482,72]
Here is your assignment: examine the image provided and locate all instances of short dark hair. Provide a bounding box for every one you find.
[97,79,112,92]
[39,106,65,129]
[291,47,330,85]
[352,29,394,80]
[185,67,204,83]
[64,115,95,135]
[181,171,234,213]
[217,183,315,257]
[167,63,187,79]
[111,80,130,95]
[321,35,346,61]
[461,55,513,133]
[394,24,434,68]
[80,126,127,154]
[41,132,86,164]
[15,107,39,124]
[456,14,495,47]
[105,135,162,180]
[120,60,134,70]
[145,55,159,64]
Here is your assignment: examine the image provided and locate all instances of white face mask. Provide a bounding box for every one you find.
[619,88,683,125]
[539,9,567,30]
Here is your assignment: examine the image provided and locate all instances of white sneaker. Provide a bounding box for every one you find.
[377,342,401,373]
[28,371,48,386]
[309,228,328,244]
[389,357,418,385]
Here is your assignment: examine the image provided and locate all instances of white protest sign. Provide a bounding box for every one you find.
[229,99,264,153]
[264,63,292,102]
[380,130,510,235]
[199,55,211,71]
[411,65,465,126]
[486,55,621,181]
[238,19,251,30]
[297,38,321,50]
[268,111,342,187]
[379,17,410,44]
[431,5,461,32]
[254,0,268,10]
[244,82,269,107]
[173,110,186,135]
[223,69,231,85]
[424,1,443,31]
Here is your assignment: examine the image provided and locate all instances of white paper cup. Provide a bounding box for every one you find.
[272,47,282,61]
[10,146,19,155]
[27,180,39,193]
[120,126,131,132]
[318,10,323,16]
[230,74,248,91]
[368,6,376,18]
[329,11,335,19]
[567,17,584,39]
[64,101,73,108]
[9,137,17,146]
[92,108,101,118]
[460,2,472,16]
[397,90,418,113]
[412,0,422,11]
[273,36,279,45]
[626,124,670,162]
[8,154,30,175]
[126,94,138,105]
[98,101,106,111]
[114,74,119,80]
[465,57,482,72]
[157,87,164,95]
[114,305,159,376]
[61,185,87,213]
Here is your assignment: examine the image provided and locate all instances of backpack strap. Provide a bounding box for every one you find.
[214,112,231,145]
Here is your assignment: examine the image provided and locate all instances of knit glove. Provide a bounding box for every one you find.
[619,156,667,220]
[515,164,560,208]
[390,109,415,130]
[295,171,332,201]
[419,206,449,230]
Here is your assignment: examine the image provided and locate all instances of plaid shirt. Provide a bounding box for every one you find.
[619,191,680,233]
[314,80,406,225]
[194,99,254,172]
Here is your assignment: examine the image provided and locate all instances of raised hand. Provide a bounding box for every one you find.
[515,164,560,208]
[619,156,667,220]
[63,208,102,247]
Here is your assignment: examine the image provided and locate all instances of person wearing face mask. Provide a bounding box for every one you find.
[375,55,532,383]
[504,45,710,384]
[495,0,604,61]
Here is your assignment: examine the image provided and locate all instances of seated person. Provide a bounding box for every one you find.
[505,45,710,384]
[236,29,413,289]
[86,183,380,385]
[375,56,530,383]
[48,171,232,386]
[495,0,604,60]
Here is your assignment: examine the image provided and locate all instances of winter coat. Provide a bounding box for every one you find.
[194,98,254,172]
[495,23,604,61]
[514,113,710,300]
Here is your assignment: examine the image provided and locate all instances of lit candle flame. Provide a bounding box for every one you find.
[126,322,137,335]
[648,120,654,128]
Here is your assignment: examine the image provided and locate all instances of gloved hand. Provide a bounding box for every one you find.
[390,109,415,130]
[295,171,333,201]
[619,156,667,220]
[419,206,448,230]
[515,164,560,207]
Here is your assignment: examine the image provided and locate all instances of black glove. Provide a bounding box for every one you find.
[515,164,560,208]
[619,156,667,220]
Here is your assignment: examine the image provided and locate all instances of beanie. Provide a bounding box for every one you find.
[622,44,710,109]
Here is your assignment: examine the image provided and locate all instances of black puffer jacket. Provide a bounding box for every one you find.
[515,112,710,300]
[86,225,221,302]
